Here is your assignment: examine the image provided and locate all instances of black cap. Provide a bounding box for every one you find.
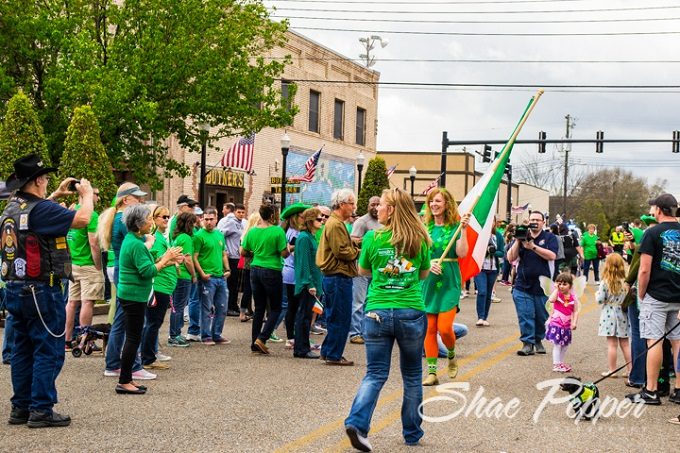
[5,154,58,191]
[648,193,678,213]
[177,194,198,207]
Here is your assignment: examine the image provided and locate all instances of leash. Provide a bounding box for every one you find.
[593,318,680,385]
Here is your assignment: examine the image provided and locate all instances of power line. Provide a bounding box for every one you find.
[270,0,589,4]
[268,56,680,64]
[273,5,680,15]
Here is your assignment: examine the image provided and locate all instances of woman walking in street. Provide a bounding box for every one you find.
[581,224,600,284]
[421,188,470,386]
[344,188,432,451]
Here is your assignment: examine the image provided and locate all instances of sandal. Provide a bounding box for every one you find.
[668,415,680,425]
[601,371,618,378]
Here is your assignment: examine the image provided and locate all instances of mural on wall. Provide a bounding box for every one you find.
[285,148,355,206]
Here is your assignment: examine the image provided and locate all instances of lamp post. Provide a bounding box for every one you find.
[198,122,210,208]
[280,133,290,211]
[409,166,418,199]
[356,151,365,195]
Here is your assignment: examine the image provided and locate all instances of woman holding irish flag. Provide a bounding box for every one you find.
[422,188,470,386]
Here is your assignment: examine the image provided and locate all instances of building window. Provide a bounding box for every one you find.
[333,99,345,140]
[281,80,293,111]
[309,90,320,133]
[356,107,366,146]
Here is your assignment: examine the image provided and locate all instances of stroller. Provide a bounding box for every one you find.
[71,323,111,358]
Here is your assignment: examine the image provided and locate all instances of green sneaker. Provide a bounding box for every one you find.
[168,336,190,348]
[269,333,284,343]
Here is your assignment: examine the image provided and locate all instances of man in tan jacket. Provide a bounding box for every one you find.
[316,188,360,366]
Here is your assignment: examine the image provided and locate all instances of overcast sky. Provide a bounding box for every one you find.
[265,0,680,196]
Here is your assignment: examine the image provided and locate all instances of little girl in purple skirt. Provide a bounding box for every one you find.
[545,272,580,372]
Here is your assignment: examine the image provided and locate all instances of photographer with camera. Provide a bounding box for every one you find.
[2,154,93,427]
[506,211,558,356]
[474,220,505,326]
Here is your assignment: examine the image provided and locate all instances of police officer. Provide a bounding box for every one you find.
[1,154,93,428]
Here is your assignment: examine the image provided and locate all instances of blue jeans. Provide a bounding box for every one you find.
[345,308,427,445]
[5,282,66,412]
[474,269,498,321]
[582,259,600,283]
[188,282,201,336]
[2,313,14,364]
[628,300,647,386]
[275,285,288,332]
[105,266,142,372]
[141,291,171,365]
[321,275,353,362]
[170,278,192,338]
[512,288,549,345]
[350,276,370,338]
[199,277,228,341]
[250,267,283,345]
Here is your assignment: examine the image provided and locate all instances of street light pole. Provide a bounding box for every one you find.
[409,165,417,199]
[356,151,365,195]
[198,122,210,208]
[280,133,290,212]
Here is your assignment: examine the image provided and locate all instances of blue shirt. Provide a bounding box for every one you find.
[513,229,559,295]
[30,198,76,237]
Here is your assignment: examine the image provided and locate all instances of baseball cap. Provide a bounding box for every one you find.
[648,193,678,213]
[640,214,657,226]
[177,194,198,207]
[116,184,147,198]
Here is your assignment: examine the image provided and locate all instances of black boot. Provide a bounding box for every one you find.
[27,410,71,428]
[8,406,29,425]
[517,343,535,356]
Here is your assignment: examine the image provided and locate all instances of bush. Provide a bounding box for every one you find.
[357,157,390,215]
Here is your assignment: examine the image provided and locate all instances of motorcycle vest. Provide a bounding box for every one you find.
[0,193,72,283]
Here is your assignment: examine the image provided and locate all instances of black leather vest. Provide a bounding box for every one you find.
[0,193,72,284]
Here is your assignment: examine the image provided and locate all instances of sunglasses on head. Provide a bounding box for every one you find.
[321,214,329,219]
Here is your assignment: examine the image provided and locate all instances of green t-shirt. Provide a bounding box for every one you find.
[359,229,430,311]
[118,232,158,302]
[173,232,194,280]
[581,232,599,260]
[67,205,99,266]
[193,228,225,276]
[631,227,644,245]
[242,225,287,271]
[150,230,177,294]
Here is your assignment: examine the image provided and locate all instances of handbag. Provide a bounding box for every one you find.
[237,255,245,270]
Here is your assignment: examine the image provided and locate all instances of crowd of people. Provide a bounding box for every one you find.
[2,152,679,449]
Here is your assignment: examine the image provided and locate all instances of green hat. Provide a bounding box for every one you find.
[281,202,312,220]
[640,214,657,226]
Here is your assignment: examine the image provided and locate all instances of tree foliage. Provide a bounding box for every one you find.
[357,157,389,215]
[571,168,665,237]
[0,0,296,189]
[58,105,117,210]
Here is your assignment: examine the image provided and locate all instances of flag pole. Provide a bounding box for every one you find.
[436,89,544,265]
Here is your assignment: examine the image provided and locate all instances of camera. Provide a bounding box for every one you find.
[528,222,539,230]
[68,179,80,191]
[487,245,497,256]
[622,222,630,233]
[289,236,296,246]
[515,225,529,241]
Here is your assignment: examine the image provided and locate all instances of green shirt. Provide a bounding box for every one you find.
[581,232,599,260]
[67,205,99,266]
[173,232,194,280]
[150,230,177,294]
[118,232,158,303]
[422,223,461,313]
[193,228,226,276]
[631,227,644,245]
[359,229,430,311]
[242,225,287,271]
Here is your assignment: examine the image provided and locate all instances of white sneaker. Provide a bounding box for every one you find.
[156,352,172,362]
[132,369,157,380]
[346,426,372,452]
[103,368,120,377]
[185,334,201,342]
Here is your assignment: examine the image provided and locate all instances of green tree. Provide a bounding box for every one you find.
[357,157,390,215]
[58,105,116,209]
[0,0,296,189]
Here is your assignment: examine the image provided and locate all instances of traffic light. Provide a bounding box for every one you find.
[538,131,547,153]
[494,149,501,160]
[482,144,492,162]
[595,130,604,153]
[505,163,512,176]
[673,130,679,153]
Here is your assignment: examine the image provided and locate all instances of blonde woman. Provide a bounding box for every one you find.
[421,188,470,386]
[344,188,432,450]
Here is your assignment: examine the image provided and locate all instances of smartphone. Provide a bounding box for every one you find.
[68,179,80,191]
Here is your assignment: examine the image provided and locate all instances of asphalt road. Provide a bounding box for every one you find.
[0,284,678,452]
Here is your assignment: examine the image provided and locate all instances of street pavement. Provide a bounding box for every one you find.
[0,284,678,452]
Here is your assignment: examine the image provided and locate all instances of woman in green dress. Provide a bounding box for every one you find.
[422,188,470,386]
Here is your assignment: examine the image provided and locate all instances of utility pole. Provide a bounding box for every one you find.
[563,114,575,219]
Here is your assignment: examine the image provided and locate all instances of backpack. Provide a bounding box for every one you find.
[561,233,575,250]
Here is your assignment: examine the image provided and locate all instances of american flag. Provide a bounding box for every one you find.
[421,172,443,195]
[511,202,530,215]
[218,134,255,171]
[386,164,397,178]
[291,147,323,183]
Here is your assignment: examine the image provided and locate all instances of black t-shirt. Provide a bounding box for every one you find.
[638,221,680,303]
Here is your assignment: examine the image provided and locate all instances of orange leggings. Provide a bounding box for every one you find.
[424,309,457,359]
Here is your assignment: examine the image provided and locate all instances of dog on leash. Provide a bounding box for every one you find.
[560,376,600,421]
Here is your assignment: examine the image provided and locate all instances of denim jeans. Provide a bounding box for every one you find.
[226,258,241,312]
[349,276,370,338]
[2,313,14,363]
[627,300,646,386]
[275,285,288,332]
[188,282,201,336]
[199,277,228,341]
[105,266,142,372]
[512,288,549,345]
[141,291,171,365]
[345,308,427,445]
[170,278,192,338]
[6,282,66,412]
[250,267,283,346]
[240,268,252,314]
[474,269,498,321]
[501,258,511,282]
[321,275,354,362]
[582,259,600,283]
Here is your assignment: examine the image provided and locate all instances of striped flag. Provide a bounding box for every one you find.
[218,134,255,171]
[291,147,322,183]
[421,172,443,195]
[511,202,530,215]
[457,94,541,281]
[386,164,397,178]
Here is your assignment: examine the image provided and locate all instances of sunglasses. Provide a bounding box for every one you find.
[315,217,324,222]
[321,214,329,219]
[156,215,170,220]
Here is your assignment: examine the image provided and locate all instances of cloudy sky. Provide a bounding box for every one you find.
[265,0,680,195]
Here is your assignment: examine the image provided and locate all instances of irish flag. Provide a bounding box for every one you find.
[457,93,542,281]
